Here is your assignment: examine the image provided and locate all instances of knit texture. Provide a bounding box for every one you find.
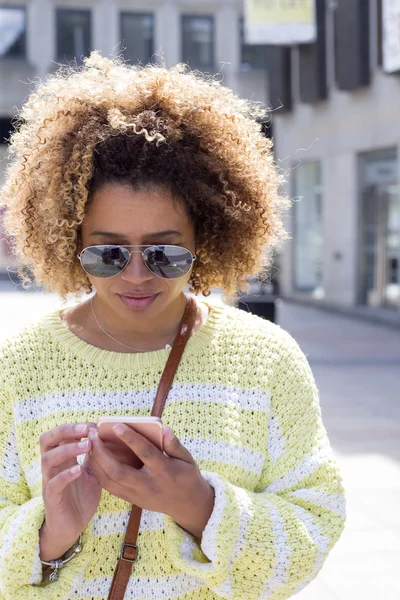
[0,301,346,600]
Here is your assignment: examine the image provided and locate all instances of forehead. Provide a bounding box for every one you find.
[84,183,192,235]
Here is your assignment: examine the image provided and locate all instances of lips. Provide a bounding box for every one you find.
[118,292,159,311]
[120,293,157,298]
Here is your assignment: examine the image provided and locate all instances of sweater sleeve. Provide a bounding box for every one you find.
[0,373,93,600]
[164,331,346,599]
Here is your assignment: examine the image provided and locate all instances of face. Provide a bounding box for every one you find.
[79,182,196,326]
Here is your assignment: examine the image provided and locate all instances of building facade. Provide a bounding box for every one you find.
[2,0,398,325]
[0,0,269,273]
[270,0,400,322]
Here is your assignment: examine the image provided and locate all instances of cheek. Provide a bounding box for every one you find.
[162,276,186,296]
[154,270,192,300]
[88,270,191,300]
[88,276,113,299]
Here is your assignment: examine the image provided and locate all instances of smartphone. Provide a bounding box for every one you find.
[96,416,164,468]
[97,416,164,449]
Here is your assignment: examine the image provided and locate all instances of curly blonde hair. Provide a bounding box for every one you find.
[0,52,290,299]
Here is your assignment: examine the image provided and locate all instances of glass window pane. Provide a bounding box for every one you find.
[182,16,214,69]
[359,151,400,308]
[56,9,91,62]
[0,7,26,59]
[293,162,324,294]
[240,17,265,70]
[0,117,12,144]
[120,13,154,65]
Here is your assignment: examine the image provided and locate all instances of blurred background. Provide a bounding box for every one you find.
[0,1,399,599]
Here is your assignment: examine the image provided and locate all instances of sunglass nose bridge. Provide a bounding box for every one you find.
[122,249,152,276]
[127,249,146,256]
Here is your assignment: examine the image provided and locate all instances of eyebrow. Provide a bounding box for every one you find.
[89,230,183,239]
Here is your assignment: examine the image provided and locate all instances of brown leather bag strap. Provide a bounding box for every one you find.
[107,296,198,600]
[151,296,198,418]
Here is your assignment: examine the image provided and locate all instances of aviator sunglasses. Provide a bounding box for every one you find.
[77,245,197,280]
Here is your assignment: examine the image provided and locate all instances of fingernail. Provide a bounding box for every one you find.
[71,465,81,474]
[164,426,174,440]
[78,440,89,449]
[88,428,98,441]
[75,424,87,435]
[113,424,125,436]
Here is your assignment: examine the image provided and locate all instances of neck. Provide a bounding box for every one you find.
[90,293,188,349]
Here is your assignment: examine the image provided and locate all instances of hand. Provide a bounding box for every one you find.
[39,423,102,560]
[87,425,215,540]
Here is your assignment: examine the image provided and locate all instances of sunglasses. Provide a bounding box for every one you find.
[77,245,196,279]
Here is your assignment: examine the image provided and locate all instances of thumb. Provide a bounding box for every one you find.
[163,427,194,463]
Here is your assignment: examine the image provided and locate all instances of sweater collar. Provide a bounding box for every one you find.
[39,300,225,369]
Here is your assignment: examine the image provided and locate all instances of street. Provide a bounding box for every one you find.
[0,284,399,600]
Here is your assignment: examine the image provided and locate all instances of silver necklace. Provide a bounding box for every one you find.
[90,297,177,352]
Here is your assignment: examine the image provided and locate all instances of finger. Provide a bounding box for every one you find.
[113,424,166,470]
[58,422,97,447]
[46,464,82,497]
[88,429,135,486]
[85,451,130,493]
[86,452,140,504]
[40,423,89,453]
[162,427,195,463]
[84,451,109,487]
[41,440,91,478]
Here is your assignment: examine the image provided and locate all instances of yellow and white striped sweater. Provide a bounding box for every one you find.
[0,302,345,600]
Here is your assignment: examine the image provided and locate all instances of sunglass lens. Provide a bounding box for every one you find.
[145,246,193,279]
[80,246,130,278]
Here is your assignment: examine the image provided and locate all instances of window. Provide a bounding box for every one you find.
[293,162,324,295]
[120,13,154,65]
[240,17,265,70]
[381,0,400,72]
[298,0,327,104]
[359,150,400,309]
[0,118,12,144]
[377,0,383,67]
[265,45,292,113]
[334,0,370,90]
[0,6,26,59]
[56,9,91,62]
[182,16,214,70]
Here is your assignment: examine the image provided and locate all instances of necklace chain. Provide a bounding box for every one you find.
[90,297,177,352]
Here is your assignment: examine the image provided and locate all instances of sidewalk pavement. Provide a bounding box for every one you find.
[0,286,399,600]
[277,300,400,600]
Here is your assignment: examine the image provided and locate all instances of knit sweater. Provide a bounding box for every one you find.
[0,301,346,600]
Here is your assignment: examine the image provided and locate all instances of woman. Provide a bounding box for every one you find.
[0,52,345,599]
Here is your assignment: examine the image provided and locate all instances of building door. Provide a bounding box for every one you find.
[360,151,400,309]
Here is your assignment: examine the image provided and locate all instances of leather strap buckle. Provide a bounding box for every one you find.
[120,543,138,563]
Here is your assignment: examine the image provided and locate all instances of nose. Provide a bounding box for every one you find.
[120,250,154,284]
